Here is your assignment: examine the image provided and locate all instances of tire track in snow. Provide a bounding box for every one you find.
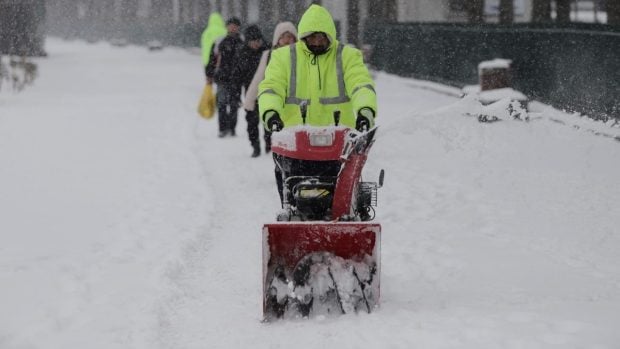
[152,118,220,348]
[154,116,278,347]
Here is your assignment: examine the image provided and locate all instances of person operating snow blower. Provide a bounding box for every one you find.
[259,4,377,205]
[258,4,383,321]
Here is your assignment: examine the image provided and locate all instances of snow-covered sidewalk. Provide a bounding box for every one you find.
[1,38,619,349]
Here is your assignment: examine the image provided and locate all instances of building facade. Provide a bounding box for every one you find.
[46,0,612,48]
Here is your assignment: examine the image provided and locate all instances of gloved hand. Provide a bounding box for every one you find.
[356,107,375,131]
[264,110,284,132]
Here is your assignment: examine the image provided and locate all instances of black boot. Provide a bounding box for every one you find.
[251,143,260,158]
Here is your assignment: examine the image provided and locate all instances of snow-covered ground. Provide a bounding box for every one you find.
[1,38,620,349]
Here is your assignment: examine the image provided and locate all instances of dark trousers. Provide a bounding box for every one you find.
[216,84,241,133]
[245,108,272,148]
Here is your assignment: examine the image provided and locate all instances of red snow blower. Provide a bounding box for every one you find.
[263,121,384,321]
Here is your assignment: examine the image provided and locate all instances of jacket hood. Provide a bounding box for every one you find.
[207,13,226,31]
[271,21,297,47]
[297,5,337,46]
[201,12,227,65]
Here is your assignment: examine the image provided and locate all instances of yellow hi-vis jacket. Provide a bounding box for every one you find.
[201,13,227,66]
[258,4,377,129]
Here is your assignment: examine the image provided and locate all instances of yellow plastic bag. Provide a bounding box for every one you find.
[197,84,215,119]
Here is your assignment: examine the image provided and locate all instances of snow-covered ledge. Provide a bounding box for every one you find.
[478,58,513,74]
[463,85,528,106]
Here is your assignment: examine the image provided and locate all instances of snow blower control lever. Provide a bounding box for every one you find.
[300,101,308,125]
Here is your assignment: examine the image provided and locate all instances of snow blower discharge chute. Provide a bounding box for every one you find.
[262,113,384,321]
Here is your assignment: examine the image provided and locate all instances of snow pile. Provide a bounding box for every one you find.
[529,101,620,141]
[432,94,529,123]
[478,87,527,105]
[463,85,528,105]
[0,56,38,93]
[274,253,376,319]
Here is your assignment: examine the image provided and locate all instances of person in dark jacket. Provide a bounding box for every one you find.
[235,25,269,157]
[206,17,244,138]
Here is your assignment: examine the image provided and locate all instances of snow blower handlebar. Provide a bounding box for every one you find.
[298,103,341,127]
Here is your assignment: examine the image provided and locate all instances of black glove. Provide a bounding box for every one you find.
[264,110,284,132]
[356,107,375,131]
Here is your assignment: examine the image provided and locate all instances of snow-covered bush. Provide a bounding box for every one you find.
[0,55,37,92]
[456,95,530,123]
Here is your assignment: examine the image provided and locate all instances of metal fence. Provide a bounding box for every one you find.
[364,23,620,120]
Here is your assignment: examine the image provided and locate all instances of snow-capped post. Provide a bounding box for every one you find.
[476,58,528,113]
[479,58,513,91]
[473,58,527,105]
[461,58,529,121]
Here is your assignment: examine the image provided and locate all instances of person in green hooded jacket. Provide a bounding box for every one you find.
[200,13,227,83]
[258,4,377,133]
[258,4,377,205]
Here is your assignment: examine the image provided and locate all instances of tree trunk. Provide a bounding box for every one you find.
[259,0,276,33]
[367,0,380,21]
[278,0,293,22]
[92,1,114,26]
[555,0,571,22]
[464,0,484,23]
[259,0,274,22]
[239,0,248,24]
[368,0,398,22]
[201,0,211,14]
[608,0,620,24]
[293,0,306,23]
[347,0,360,46]
[532,0,552,22]
[499,0,514,23]
[385,0,398,21]
[121,0,139,20]
[181,0,193,24]
[151,0,171,18]
[229,0,238,19]
[194,0,210,25]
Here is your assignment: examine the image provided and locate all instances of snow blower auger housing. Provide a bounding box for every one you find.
[263,125,384,321]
